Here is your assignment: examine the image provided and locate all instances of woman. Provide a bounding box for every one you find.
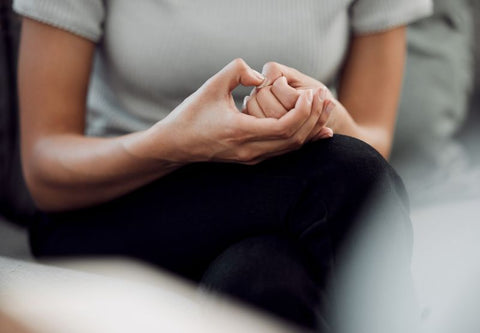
[14,0,432,330]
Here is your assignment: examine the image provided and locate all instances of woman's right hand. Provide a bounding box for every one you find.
[18,19,323,210]
[143,59,326,165]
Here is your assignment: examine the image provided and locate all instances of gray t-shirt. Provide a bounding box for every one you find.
[14,0,432,137]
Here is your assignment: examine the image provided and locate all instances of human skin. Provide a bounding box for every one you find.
[18,18,406,212]
[245,27,407,159]
[243,76,334,141]
[18,18,327,212]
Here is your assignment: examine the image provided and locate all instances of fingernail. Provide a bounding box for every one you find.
[306,89,313,104]
[319,128,334,139]
[253,69,271,89]
[325,100,336,114]
[252,70,265,81]
[319,88,327,101]
[257,77,271,89]
[242,96,250,110]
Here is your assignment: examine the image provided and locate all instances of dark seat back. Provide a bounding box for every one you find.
[0,0,36,225]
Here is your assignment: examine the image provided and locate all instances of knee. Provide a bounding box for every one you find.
[309,135,405,195]
[325,135,390,180]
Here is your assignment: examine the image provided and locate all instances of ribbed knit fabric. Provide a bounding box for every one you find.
[14,0,432,137]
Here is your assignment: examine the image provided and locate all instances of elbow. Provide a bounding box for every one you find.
[23,171,76,212]
[22,146,71,212]
[22,159,58,212]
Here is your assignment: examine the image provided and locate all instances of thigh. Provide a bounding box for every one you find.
[30,135,410,281]
[30,157,305,280]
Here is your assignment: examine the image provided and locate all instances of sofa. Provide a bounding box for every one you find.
[1,0,480,332]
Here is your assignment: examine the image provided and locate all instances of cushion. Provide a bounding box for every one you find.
[391,0,475,203]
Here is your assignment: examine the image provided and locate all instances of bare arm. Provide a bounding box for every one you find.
[19,18,323,212]
[335,27,407,158]
[259,27,407,159]
[18,18,182,211]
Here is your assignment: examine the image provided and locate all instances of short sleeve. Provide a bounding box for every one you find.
[350,0,433,35]
[13,0,105,42]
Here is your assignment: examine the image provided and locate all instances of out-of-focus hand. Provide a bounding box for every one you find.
[146,59,327,165]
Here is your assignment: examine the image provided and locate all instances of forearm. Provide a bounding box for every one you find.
[329,102,392,159]
[24,128,183,212]
[20,54,305,212]
[331,28,406,160]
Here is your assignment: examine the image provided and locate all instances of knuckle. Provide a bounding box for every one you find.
[231,58,247,70]
[280,132,289,140]
[272,123,289,138]
[264,61,279,69]
[262,61,279,74]
[236,148,253,162]
[280,127,295,139]
[317,118,326,128]
[300,105,311,117]
[201,77,216,91]
[292,135,305,147]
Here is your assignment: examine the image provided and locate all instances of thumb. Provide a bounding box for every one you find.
[206,58,266,93]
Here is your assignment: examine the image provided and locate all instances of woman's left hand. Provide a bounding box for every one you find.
[245,62,338,141]
[247,27,408,160]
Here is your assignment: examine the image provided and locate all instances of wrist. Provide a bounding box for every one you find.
[325,101,347,134]
[123,122,187,169]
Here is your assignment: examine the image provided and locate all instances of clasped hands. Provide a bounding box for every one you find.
[242,67,334,142]
[157,59,338,165]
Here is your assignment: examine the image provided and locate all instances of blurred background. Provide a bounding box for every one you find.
[1,0,479,332]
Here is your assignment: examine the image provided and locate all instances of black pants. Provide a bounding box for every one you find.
[30,135,415,331]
